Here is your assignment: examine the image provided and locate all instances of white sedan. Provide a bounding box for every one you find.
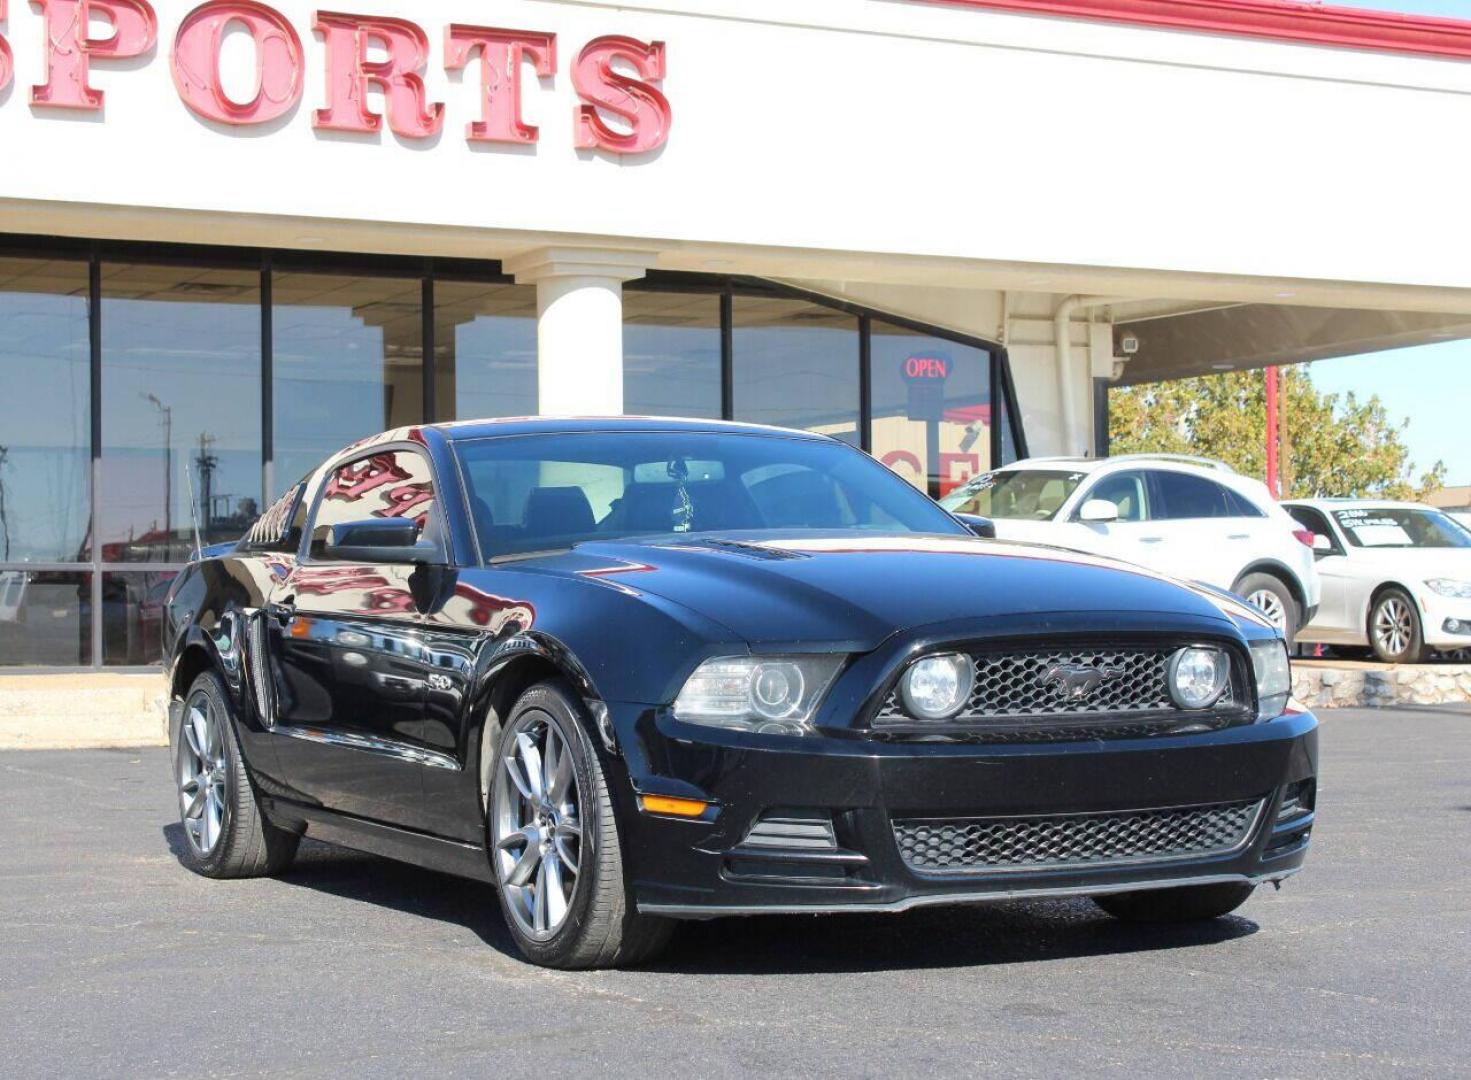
[1283,500,1471,663]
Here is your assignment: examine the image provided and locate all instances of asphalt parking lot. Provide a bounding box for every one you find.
[3,708,1469,1079]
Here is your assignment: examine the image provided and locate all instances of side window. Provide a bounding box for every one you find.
[1081,472,1148,523]
[1287,506,1338,550]
[1150,471,1237,520]
[309,450,440,555]
[1223,488,1266,518]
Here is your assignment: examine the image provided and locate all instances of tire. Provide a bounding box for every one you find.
[173,670,298,878]
[1092,882,1255,923]
[1236,572,1299,647]
[487,681,674,969]
[1369,587,1426,664]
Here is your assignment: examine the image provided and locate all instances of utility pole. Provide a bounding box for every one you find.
[0,445,10,562]
[1265,367,1279,498]
[143,394,173,550]
[195,434,218,539]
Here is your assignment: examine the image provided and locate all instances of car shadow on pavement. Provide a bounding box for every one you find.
[165,824,1258,974]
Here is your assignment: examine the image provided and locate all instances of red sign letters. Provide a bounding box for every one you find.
[3,0,671,154]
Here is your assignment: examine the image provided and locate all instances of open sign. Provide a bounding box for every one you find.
[902,355,951,381]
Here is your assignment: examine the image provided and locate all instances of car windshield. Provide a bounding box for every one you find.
[1332,508,1471,549]
[454,431,968,560]
[939,469,1085,520]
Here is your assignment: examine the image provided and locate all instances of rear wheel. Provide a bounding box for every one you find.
[1369,588,1425,664]
[487,681,673,969]
[1237,572,1298,647]
[174,670,298,878]
[1093,882,1255,923]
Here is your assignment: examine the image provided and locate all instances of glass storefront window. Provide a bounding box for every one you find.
[731,296,860,445]
[0,257,91,563]
[434,280,537,422]
[101,569,178,666]
[624,288,722,418]
[0,570,92,667]
[101,263,262,561]
[273,271,424,490]
[869,321,993,497]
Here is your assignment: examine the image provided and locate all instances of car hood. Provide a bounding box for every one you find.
[521,531,1243,649]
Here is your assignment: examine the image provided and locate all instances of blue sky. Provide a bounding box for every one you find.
[1292,0,1471,486]
[1336,0,1471,14]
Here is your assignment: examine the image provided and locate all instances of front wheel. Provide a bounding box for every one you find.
[173,670,298,878]
[1369,588,1426,664]
[1093,882,1255,922]
[1237,572,1298,648]
[487,681,673,969]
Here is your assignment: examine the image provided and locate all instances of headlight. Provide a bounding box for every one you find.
[899,653,975,720]
[1166,646,1230,710]
[1249,639,1292,722]
[672,655,845,734]
[1426,578,1471,599]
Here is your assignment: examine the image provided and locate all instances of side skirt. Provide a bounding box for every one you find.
[260,795,495,885]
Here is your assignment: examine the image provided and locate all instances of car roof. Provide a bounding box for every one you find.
[992,454,1238,478]
[1284,498,1435,511]
[432,415,832,442]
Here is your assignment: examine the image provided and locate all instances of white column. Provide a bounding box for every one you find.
[502,247,657,416]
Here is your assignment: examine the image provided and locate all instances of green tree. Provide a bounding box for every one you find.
[1109,368,1445,500]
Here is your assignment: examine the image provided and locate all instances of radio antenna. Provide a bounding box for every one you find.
[182,450,204,561]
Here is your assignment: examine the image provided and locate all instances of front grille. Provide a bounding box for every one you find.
[893,799,1263,874]
[876,644,1241,729]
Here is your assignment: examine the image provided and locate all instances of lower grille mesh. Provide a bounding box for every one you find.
[893,800,1262,873]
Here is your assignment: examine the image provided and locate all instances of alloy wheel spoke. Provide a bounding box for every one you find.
[516,733,545,803]
[542,852,567,927]
[503,754,534,802]
[532,862,549,932]
[183,781,206,820]
[506,829,544,887]
[184,707,206,761]
[546,733,573,806]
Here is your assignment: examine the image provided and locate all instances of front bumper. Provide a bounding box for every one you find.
[610,706,1318,918]
[1420,592,1471,648]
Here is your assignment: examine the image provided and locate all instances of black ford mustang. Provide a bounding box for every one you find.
[163,418,1316,968]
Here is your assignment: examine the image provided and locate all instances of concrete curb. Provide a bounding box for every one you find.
[0,674,168,751]
[1293,661,1471,710]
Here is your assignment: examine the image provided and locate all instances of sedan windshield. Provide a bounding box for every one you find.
[939,469,1085,520]
[1332,508,1471,549]
[454,431,967,559]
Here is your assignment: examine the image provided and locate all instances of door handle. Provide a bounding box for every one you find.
[1139,536,1165,543]
[1227,533,1250,540]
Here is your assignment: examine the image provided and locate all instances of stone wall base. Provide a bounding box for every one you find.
[1292,661,1471,710]
[0,674,168,750]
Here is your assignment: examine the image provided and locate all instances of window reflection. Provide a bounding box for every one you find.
[624,289,721,418]
[731,296,859,445]
[0,570,92,667]
[0,258,91,562]
[101,264,262,561]
[434,280,537,421]
[273,271,424,488]
[102,569,177,666]
[869,322,993,497]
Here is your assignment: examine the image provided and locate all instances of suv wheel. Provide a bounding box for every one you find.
[1093,882,1255,922]
[487,681,674,969]
[1369,588,1426,664]
[174,670,298,878]
[1237,572,1298,647]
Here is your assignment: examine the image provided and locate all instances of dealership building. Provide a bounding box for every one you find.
[3,0,1471,679]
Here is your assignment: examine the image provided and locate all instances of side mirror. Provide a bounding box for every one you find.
[1078,499,1120,524]
[325,518,436,564]
[954,513,997,539]
[1312,533,1334,554]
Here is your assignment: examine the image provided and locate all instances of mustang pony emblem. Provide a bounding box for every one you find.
[1038,663,1125,702]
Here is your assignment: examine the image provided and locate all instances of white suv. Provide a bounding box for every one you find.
[941,455,1322,641]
